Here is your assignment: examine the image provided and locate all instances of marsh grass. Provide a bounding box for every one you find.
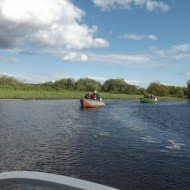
[0,88,183,100]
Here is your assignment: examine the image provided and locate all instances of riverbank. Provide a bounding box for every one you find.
[0,89,185,100]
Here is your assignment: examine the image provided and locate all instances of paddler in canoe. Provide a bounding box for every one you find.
[84,91,92,99]
[140,94,158,103]
[92,90,101,101]
[81,90,105,108]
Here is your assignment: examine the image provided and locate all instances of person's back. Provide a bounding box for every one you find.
[84,91,91,99]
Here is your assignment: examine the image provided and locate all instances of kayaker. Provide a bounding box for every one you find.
[84,91,92,99]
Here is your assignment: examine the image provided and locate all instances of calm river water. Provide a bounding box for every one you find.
[0,99,190,189]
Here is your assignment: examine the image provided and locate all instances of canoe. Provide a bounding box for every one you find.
[140,97,158,103]
[80,98,105,108]
[0,171,118,190]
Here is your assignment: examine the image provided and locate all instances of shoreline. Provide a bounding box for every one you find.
[0,89,186,100]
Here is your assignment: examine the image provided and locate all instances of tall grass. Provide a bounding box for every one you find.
[0,88,183,100]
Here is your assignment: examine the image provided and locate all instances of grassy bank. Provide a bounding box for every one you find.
[0,88,185,100]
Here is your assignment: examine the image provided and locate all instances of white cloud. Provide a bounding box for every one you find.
[148,35,158,41]
[0,72,10,76]
[93,0,170,12]
[62,52,89,62]
[120,33,157,41]
[150,44,190,59]
[86,76,143,86]
[0,72,65,83]
[85,75,107,83]
[61,52,150,64]
[17,48,150,65]
[0,71,103,84]
[178,72,190,77]
[90,53,150,64]
[145,0,169,12]
[124,79,139,86]
[0,0,109,49]
[0,55,20,63]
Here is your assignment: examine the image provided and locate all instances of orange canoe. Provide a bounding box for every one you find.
[80,98,105,108]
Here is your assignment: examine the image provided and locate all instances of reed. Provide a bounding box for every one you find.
[0,88,184,100]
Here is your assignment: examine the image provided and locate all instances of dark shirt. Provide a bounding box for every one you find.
[85,94,90,99]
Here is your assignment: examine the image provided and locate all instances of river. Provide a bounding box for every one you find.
[0,99,190,189]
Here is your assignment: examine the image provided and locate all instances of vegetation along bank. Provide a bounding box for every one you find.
[0,75,189,100]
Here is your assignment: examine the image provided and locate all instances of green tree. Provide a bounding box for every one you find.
[168,86,184,98]
[147,82,169,96]
[102,78,141,94]
[136,87,146,95]
[182,87,188,97]
[75,77,101,92]
[102,78,126,93]
[174,87,184,98]
[0,75,20,86]
[53,78,75,90]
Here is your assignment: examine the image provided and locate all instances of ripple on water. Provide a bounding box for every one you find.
[0,99,190,190]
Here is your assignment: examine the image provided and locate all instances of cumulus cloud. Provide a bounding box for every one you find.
[150,44,190,59]
[0,0,109,49]
[92,0,170,12]
[120,33,158,41]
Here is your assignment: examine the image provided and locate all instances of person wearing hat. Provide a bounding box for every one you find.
[92,90,100,100]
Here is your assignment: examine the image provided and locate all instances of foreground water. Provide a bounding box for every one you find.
[0,99,190,190]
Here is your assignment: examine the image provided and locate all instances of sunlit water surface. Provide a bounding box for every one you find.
[0,99,190,190]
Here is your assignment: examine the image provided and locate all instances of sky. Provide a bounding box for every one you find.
[0,0,190,87]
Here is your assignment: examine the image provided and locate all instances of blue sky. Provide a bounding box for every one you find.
[0,0,189,87]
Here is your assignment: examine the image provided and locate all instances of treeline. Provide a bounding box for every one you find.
[0,75,189,98]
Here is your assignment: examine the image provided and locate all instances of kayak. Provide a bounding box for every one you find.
[140,97,158,103]
[80,98,105,108]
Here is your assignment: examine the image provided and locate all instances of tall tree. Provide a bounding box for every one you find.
[75,77,101,92]
[147,82,169,96]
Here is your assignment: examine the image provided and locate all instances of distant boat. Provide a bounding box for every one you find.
[140,97,158,103]
[0,171,118,190]
[80,98,105,108]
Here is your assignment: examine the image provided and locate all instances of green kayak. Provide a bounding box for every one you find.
[140,97,158,103]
